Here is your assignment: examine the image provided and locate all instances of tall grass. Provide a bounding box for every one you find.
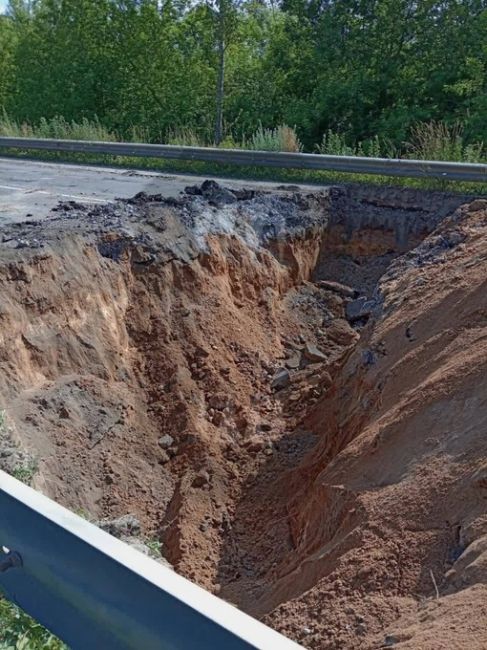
[1,114,484,162]
[316,130,356,156]
[406,121,485,162]
[166,124,303,152]
[316,130,397,158]
[166,126,207,147]
[0,114,485,193]
[0,113,117,141]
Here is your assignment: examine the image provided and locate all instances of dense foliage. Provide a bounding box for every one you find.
[0,0,485,152]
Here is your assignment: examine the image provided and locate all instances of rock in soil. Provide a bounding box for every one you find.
[96,514,141,538]
[346,296,377,323]
[193,469,210,488]
[285,351,302,370]
[271,368,291,390]
[303,343,327,363]
[158,434,175,449]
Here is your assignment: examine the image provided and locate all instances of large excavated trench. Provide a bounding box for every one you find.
[1,182,486,649]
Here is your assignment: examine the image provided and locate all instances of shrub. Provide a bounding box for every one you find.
[245,124,302,153]
[316,130,355,156]
[218,135,240,149]
[316,131,396,158]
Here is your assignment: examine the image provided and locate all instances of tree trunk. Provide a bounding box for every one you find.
[214,1,225,146]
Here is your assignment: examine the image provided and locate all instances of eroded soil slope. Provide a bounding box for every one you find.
[263,197,487,649]
[0,182,485,649]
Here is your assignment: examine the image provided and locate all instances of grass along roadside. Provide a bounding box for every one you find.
[0,115,486,195]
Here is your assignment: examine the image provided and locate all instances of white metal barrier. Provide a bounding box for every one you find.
[0,470,302,650]
[0,136,486,182]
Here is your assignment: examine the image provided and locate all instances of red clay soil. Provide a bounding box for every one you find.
[0,185,485,649]
[261,198,487,649]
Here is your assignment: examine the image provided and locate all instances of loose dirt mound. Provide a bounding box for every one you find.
[0,182,485,649]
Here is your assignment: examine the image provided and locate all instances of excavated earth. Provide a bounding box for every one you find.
[0,180,486,649]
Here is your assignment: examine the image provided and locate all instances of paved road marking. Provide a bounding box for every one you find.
[0,183,111,204]
[57,193,111,203]
[0,184,24,191]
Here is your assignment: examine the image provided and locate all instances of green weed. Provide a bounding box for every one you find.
[10,462,37,486]
[0,599,66,650]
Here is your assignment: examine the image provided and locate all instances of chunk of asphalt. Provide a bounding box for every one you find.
[317,280,358,299]
[346,297,377,323]
[362,349,377,367]
[271,368,291,390]
[201,180,237,206]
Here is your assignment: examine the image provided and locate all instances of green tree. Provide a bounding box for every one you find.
[0,12,17,111]
[0,0,486,151]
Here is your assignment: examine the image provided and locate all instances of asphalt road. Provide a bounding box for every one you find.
[0,157,322,224]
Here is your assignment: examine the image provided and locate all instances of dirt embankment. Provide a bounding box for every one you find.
[0,182,485,649]
[262,197,487,649]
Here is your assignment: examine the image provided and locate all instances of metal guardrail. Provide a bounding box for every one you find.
[0,136,486,182]
[0,470,302,650]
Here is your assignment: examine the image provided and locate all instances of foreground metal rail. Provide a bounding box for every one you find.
[0,136,486,182]
[0,470,301,649]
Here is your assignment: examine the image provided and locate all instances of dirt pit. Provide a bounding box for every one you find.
[0,181,486,649]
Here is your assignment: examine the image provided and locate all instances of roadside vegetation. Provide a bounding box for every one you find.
[0,114,485,163]
[0,600,65,650]
[0,1,485,191]
[0,114,486,194]
[0,1,485,156]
